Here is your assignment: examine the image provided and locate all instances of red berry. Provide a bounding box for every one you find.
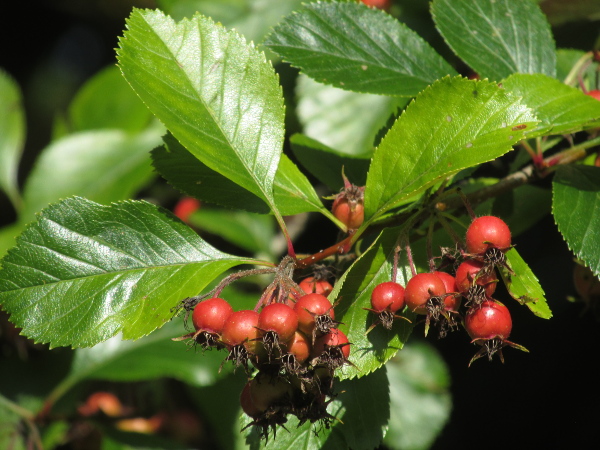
[433,271,461,311]
[240,382,261,418]
[465,216,511,255]
[258,303,298,343]
[294,293,335,336]
[465,300,512,341]
[586,89,600,101]
[192,298,233,334]
[220,310,260,352]
[312,328,350,360]
[370,281,405,313]
[404,273,446,315]
[247,373,293,413]
[455,260,497,298]
[299,277,333,296]
[173,197,200,223]
[286,330,311,364]
[331,182,365,230]
[360,0,391,9]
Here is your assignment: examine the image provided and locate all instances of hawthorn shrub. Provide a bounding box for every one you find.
[1,0,600,449]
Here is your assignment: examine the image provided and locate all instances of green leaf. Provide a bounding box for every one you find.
[499,248,551,318]
[63,321,225,389]
[432,0,556,80]
[189,208,276,257]
[117,9,285,213]
[290,133,370,191]
[68,66,152,133]
[20,128,161,223]
[0,197,255,348]
[0,69,25,210]
[553,165,600,277]
[153,133,327,216]
[296,75,402,156]
[265,1,456,96]
[502,73,600,137]
[365,76,537,221]
[332,226,415,381]
[384,341,451,450]
[157,0,304,47]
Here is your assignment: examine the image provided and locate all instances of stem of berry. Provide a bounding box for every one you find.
[405,242,417,277]
[295,235,354,269]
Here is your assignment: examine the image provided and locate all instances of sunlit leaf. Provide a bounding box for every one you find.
[0,197,256,348]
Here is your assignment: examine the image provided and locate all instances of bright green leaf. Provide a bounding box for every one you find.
[153,133,327,216]
[117,9,285,213]
[365,76,537,221]
[0,69,25,210]
[157,0,304,47]
[499,248,551,318]
[502,73,600,137]
[0,197,256,348]
[68,65,152,133]
[432,0,556,80]
[296,75,402,156]
[265,1,456,96]
[21,128,161,223]
[553,165,600,277]
[384,341,451,450]
[332,226,415,381]
[290,133,370,191]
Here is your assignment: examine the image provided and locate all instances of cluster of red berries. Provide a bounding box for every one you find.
[176,275,349,438]
[366,216,527,365]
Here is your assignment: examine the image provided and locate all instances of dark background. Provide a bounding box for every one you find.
[1,1,600,449]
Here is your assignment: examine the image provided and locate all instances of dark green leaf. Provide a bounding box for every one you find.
[21,128,160,223]
[384,341,451,450]
[0,197,256,348]
[265,1,456,96]
[153,133,327,216]
[365,76,537,221]
[332,226,415,381]
[118,9,285,211]
[499,248,551,318]
[553,165,600,277]
[68,65,152,133]
[296,75,402,156]
[62,321,225,389]
[290,134,370,191]
[0,69,25,210]
[189,208,276,256]
[432,0,556,80]
[502,74,600,137]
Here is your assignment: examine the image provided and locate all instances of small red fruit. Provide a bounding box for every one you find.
[312,328,351,361]
[433,271,461,311]
[404,273,446,315]
[258,303,298,343]
[299,276,333,296]
[455,260,497,298]
[465,300,512,341]
[220,310,260,352]
[294,293,335,336]
[192,298,233,334]
[465,216,511,255]
[285,330,311,364]
[370,281,405,313]
[173,197,200,223]
[331,173,365,230]
[586,89,600,101]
